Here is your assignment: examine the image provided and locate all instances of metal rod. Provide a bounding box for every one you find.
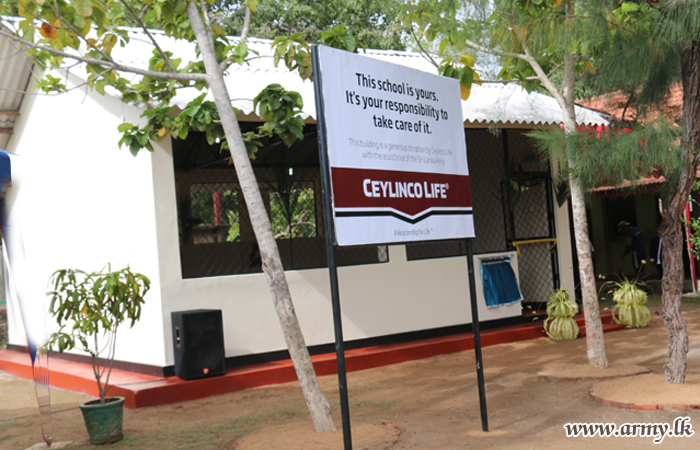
[311,44,353,450]
[466,239,489,432]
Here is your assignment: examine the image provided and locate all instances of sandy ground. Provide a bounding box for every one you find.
[2,299,700,450]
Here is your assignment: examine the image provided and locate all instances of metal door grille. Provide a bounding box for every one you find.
[406,129,560,303]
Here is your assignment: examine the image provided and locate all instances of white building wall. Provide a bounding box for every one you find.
[547,146,577,296]
[151,140,522,365]
[4,73,167,366]
[4,82,571,368]
[555,201,577,295]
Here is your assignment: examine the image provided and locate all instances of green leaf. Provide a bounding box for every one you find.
[620,2,640,13]
[244,0,259,13]
[136,133,150,146]
[460,68,474,89]
[438,38,448,56]
[73,0,93,17]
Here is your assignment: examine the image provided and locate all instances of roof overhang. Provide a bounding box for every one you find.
[0,23,34,150]
[0,18,609,141]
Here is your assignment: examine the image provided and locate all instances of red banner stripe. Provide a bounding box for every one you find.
[331,167,472,217]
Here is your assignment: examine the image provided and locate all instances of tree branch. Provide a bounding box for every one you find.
[239,6,252,43]
[219,5,253,71]
[119,0,175,73]
[409,26,440,68]
[139,5,149,21]
[200,0,213,31]
[519,37,567,110]
[0,28,209,83]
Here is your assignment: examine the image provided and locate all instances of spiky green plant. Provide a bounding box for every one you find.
[609,278,651,329]
[543,289,580,341]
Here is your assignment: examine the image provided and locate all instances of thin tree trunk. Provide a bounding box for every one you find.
[561,0,608,369]
[660,215,688,384]
[662,41,700,384]
[524,0,608,368]
[186,1,335,431]
[569,178,608,368]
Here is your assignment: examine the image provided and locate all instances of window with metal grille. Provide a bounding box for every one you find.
[189,183,240,244]
[404,128,560,303]
[173,125,388,279]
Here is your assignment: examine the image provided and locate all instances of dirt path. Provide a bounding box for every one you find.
[2,300,700,450]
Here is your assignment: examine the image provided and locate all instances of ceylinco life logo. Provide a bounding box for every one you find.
[331,167,472,224]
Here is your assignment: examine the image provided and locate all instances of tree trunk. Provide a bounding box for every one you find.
[524,0,608,367]
[186,1,335,432]
[560,0,608,369]
[569,177,608,368]
[662,41,700,384]
[660,215,688,384]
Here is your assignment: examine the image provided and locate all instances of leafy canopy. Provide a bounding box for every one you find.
[399,0,609,94]
[209,0,406,50]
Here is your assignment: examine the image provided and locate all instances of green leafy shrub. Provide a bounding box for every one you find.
[543,289,580,340]
[45,266,150,403]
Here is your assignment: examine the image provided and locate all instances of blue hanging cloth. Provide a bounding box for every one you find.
[481,257,524,308]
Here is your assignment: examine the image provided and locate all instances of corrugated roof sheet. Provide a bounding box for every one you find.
[0,22,34,150]
[461,82,607,126]
[1,21,608,132]
[106,29,609,127]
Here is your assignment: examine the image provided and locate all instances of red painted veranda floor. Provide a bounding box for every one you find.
[0,312,624,409]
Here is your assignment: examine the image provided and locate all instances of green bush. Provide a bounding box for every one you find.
[45,266,150,403]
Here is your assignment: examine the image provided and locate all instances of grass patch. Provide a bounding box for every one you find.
[351,399,396,410]
[0,433,17,442]
[65,416,257,450]
[277,407,304,419]
[170,416,255,450]
[113,434,148,448]
[0,421,20,444]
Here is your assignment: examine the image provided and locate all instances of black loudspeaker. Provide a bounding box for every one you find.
[172,309,226,380]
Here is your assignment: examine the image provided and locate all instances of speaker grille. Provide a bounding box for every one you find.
[172,309,226,380]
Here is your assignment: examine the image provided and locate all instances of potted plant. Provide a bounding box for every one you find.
[543,289,580,340]
[606,277,651,328]
[45,266,150,445]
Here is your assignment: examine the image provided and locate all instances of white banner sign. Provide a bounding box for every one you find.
[315,45,475,246]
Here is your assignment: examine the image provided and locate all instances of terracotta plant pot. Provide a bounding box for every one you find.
[79,396,125,444]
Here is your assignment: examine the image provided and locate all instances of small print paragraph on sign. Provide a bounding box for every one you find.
[564,416,694,444]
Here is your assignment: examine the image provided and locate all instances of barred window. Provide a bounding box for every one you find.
[268,179,317,240]
[404,128,560,302]
[189,183,240,244]
[173,125,388,279]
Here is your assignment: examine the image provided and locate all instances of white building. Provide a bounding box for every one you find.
[0,27,607,375]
